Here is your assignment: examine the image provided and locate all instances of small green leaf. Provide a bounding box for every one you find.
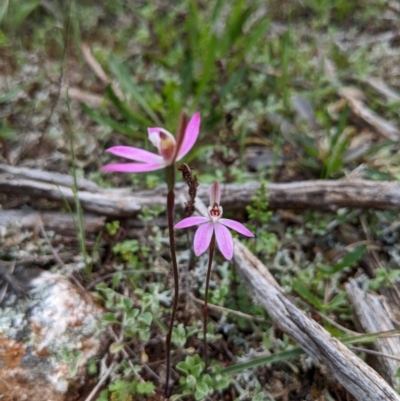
[192,363,204,378]
[324,292,347,310]
[176,361,190,375]
[186,374,197,388]
[138,311,153,326]
[137,381,155,395]
[109,341,125,354]
[292,280,322,309]
[102,312,119,323]
[172,323,187,347]
[332,245,366,273]
[318,245,366,276]
[122,297,133,312]
[195,381,210,400]
[214,373,230,390]
[96,389,109,401]
[0,85,20,103]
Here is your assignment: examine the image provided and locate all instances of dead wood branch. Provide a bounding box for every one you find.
[0,210,105,236]
[232,240,400,401]
[0,164,99,191]
[340,87,400,140]
[345,279,400,388]
[62,87,103,108]
[364,78,400,103]
[81,43,124,99]
[3,164,400,216]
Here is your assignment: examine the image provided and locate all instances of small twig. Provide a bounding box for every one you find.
[350,346,400,363]
[84,359,118,401]
[39,222,64,266]
[39,221,89,297]
[190,293,270,324]
[313,309,361,336]
[81,43,110,84]
[108,327,161,383]
[80,44,123,100]
[360,215,400,300]
[85,268,168,291]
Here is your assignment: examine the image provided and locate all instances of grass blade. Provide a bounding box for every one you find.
[109,55,162,126]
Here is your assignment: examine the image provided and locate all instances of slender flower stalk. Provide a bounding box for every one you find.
[163,113,188,398]
[203,232,215,366]
[175,181,254,366]
[101,112,200,397]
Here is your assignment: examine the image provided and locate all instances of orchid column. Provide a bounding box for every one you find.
[101,112,200,396]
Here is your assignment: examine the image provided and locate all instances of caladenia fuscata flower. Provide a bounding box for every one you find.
[175,181,254,260]
[175,181,254,366]
[100,112,200,174]
[101,112,200,397]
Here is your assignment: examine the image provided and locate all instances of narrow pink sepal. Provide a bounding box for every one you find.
[177,112,200,160]
[100,162,164,173]
[193,222,214,256]
[219,218,254,237]
[106,146,163,164]
[209,181,221,206]
[175,216,208,229]
[214,223,234,260]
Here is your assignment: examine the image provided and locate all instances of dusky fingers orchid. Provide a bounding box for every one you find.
[175,181,253,366]
[100,112,200,173]
[175,181,254,260]
[101,112,201,397]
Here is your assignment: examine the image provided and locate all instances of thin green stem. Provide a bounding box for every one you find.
[203,232,215,369]
[165,165,179,397]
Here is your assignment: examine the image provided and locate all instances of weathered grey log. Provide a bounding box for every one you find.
[3,163,400,216]
[232,240,400,401]
[0,210,106,235]
[0,163,100,191]
[345,279,400,388]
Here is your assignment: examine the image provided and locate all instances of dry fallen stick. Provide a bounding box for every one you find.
[81,43,124,99]
[340,87,400,141]
[0,210,105,235]
[62,86,104,108]
[346,279,400,388]
[232,240,400,401]
[4,164,400,216]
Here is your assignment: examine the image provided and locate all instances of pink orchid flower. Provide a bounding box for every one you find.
[175,181,254,260]
[100,112,200,173]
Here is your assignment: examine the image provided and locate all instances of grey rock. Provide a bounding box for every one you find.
[0,269,104,401]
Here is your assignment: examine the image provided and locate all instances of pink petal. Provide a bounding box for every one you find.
[219,218,254,237]
[100,162,164,173]
[177,112,200,160]
[214,223,234,260]
[193,222,214,256]
[105,146,163,164]
[175,216,209,229]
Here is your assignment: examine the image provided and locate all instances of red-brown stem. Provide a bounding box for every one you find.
[203,232,215,369]
[165,180,179,397]
[164,112,188,396]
